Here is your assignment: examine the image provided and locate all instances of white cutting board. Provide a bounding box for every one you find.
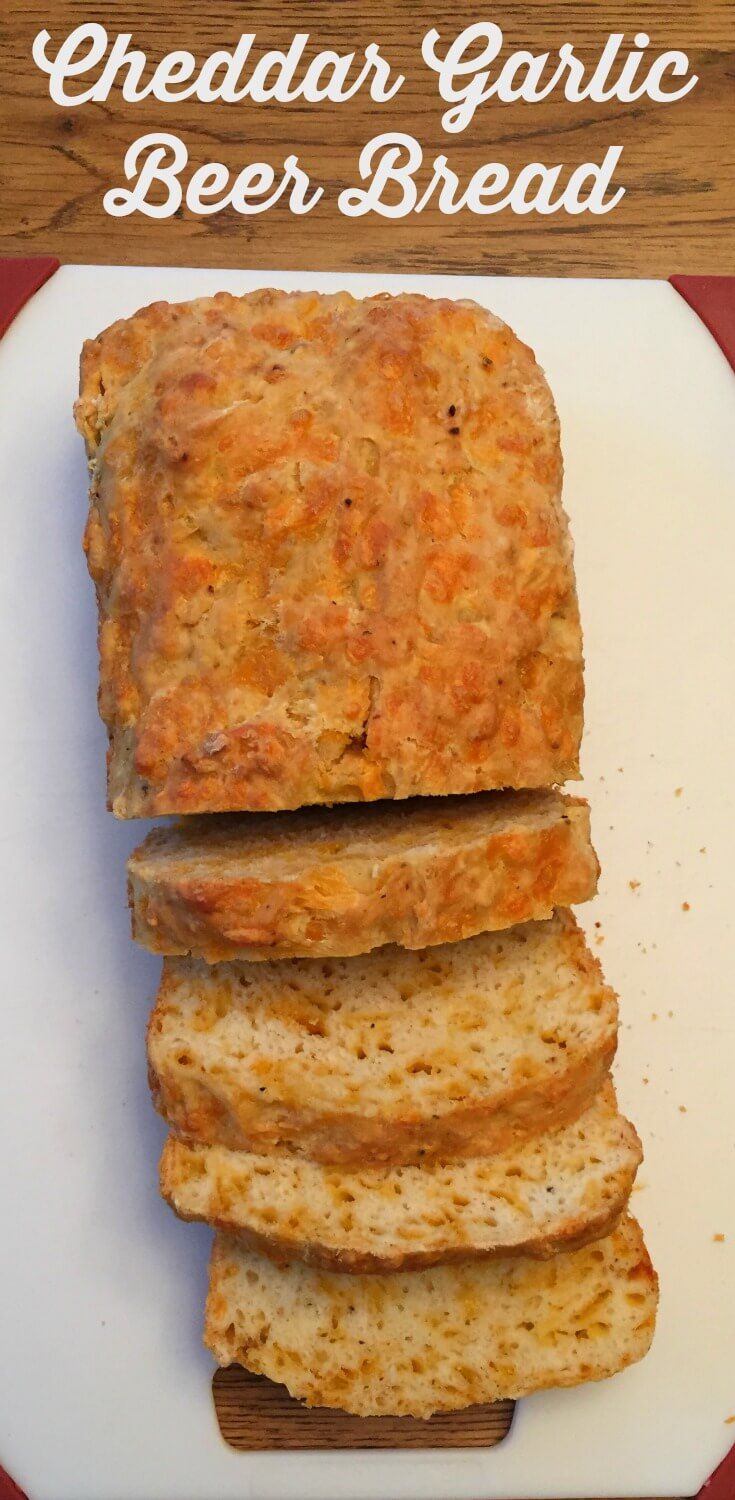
[0,267,733,1500]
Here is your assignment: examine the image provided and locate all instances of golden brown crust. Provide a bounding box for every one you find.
[76,289,583,817]
[150,1038,615,1166]
[129,792,598,961]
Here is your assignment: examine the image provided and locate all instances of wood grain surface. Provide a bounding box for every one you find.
[0,0,732,276]
[213,1368,516,1449]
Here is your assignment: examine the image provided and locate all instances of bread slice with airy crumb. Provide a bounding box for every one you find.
[160,1082,640,1272]
[204,1214,657,1417]
[129,790,598,962]
[148,911,618,1166]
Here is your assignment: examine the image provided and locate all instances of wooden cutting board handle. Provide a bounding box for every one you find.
[212,1368,515,1450]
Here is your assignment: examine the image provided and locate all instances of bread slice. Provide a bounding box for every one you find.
[129,790,598,963]
[160,1082,640,1272]
[204,1214,657,1417]
[148,911,618,1166]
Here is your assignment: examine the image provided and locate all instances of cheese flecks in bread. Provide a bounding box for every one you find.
[76,289,583,817]
[147,912,618,1166]
[129,790,598,961]
[160,1082,640,1272]
[204,1215,658,1417]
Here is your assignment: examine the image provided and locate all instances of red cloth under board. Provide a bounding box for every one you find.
[670,275,735,373]
[0,255,60,339]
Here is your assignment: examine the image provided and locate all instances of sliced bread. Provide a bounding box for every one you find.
[204,1214,657,1417]
[129,790,598,962]
[160,1082,640,1272]
[148,911,618,1166]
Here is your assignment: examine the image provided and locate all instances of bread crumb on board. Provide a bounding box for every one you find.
[713,1233,726,1243]
[726,1414,735,1424]
[629,879,641,891]
[675,787,683,797]
[682,901,691,912]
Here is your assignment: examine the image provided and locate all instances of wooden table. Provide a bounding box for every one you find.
[0,0,732,276]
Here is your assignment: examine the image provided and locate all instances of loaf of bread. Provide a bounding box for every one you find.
[76,290,583,818]
[204,1214,657,1417]
[129,790,598,962]
[160,1082,639,1272]
[148,911,617,1166]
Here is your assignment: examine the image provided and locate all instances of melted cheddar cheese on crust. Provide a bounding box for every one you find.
[76,290,583,817]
